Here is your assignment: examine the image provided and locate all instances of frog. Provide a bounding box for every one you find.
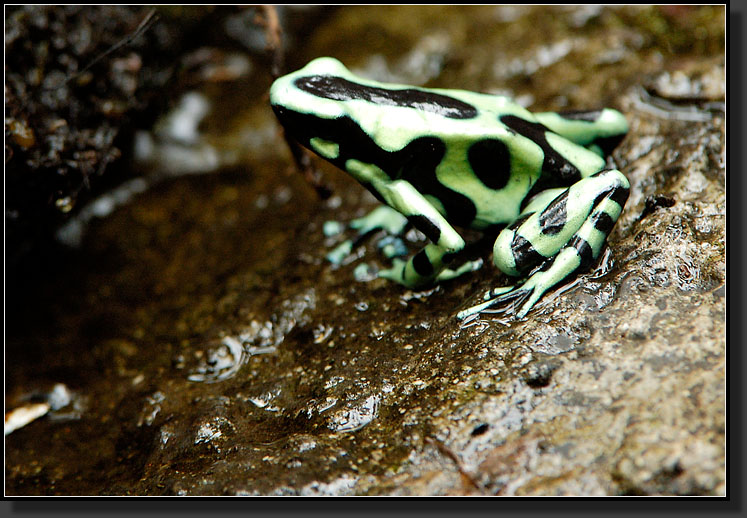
[269,57,629,319]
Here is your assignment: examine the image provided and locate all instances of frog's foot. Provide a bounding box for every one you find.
[325,206,409,266]
[377,233,473,290]
[457,285,532,320]
[459,259,571,320]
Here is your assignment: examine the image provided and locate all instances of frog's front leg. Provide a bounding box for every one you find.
[370,178,473,288]
[458,168,629,319]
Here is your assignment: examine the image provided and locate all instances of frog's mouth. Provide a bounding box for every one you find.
[271,104,341,151]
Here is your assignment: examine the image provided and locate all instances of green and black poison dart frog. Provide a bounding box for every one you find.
[270,57,629,319]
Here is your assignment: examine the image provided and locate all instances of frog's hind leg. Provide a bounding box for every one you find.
[533,108,628,157]
[458,168,629,320]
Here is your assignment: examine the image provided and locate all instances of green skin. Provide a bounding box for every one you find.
[270,57,630,319]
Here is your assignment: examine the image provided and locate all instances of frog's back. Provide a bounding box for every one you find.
[270,58,547,228]
[270,57,533,143]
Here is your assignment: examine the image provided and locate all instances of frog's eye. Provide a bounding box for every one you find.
[270,105,294,131]
[271,105,315,144]
[270,104,355,158]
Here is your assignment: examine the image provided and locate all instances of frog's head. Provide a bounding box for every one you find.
[269,57,355,149]
[270,57,478,156]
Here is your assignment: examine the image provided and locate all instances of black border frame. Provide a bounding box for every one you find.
[3,3,739,517]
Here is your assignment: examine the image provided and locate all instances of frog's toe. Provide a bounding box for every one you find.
[436,258,483,282]
[457,285,534,320]
[515,287,543,318]
[377,258,409,286]
[492,287,535,314]
[482,285,514,301]
[350,205,409,235]
[325,240,354,265]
